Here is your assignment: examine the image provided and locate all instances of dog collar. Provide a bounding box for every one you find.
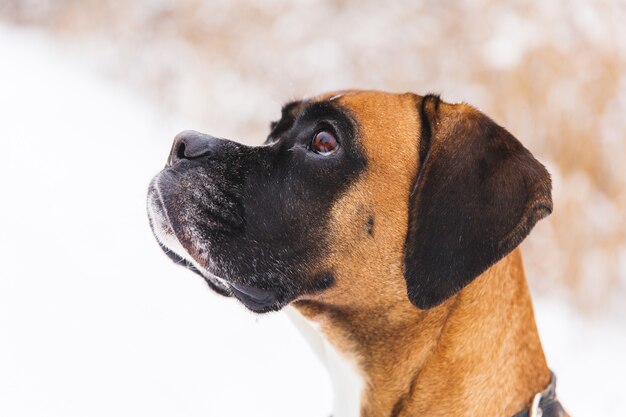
[512,372,565,417]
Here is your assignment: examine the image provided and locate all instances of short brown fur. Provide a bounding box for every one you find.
[295,91,554,417]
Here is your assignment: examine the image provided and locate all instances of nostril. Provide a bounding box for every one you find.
[175,142,187,161]
[168,130,220,165]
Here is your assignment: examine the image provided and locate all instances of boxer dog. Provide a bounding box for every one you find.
[147,90,565,417]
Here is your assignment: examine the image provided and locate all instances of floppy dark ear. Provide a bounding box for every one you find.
[403,95,552,309]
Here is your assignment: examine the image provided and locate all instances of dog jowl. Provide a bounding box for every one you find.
[146,90,551,314]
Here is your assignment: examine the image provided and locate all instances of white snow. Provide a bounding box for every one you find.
[0,23,623,417]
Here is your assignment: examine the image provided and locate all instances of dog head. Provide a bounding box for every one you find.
[147,90,552,313]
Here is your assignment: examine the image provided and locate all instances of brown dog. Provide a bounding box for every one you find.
[147,90,566,417]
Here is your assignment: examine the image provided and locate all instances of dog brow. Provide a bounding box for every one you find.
[281,99,303,114]
[268,99,304,138]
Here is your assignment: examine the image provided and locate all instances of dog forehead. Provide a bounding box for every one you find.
[333,91,421,168]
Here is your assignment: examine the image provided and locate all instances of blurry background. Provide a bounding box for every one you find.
[0,1,624,416]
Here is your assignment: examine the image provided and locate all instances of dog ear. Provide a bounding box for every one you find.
[403,95,552,309]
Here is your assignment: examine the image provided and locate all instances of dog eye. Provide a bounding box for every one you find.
[311,131,339,155]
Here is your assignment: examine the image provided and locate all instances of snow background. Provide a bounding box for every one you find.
[0,7,624,416]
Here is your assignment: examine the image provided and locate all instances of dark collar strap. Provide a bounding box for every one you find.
[512,372,565,417]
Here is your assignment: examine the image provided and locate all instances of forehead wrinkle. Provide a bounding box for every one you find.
[312,89,367,103]
[328,91,364,102]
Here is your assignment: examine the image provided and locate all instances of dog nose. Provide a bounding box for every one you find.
[168,130,219,165]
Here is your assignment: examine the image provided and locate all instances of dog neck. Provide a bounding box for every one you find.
[291,249,550,417]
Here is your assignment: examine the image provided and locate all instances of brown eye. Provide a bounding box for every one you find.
[311,131,339,155]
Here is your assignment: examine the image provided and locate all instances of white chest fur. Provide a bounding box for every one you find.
[285,307,365,417]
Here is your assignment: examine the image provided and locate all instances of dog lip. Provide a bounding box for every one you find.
[148,173,234,297]
[229,282,281,312]
[230,282,274,302]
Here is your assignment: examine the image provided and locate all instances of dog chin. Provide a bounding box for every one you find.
[147,178,231,296]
